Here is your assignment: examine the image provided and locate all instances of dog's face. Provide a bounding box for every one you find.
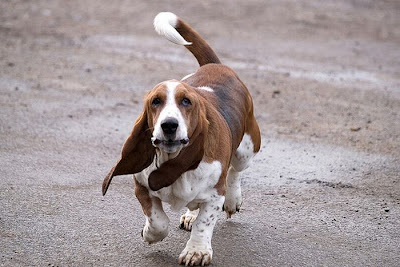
[102,81,209,195]
[146,81,202,154]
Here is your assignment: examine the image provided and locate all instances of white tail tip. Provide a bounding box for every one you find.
[154,12,192,46]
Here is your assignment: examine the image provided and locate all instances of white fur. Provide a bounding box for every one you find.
[224,133,256,217]
[135,150,224,264]
[180,209,199,231]
[178,195,224,266]
[142,198,170,244]
[137,133,256,262]
[152,81,188,153]
[135,151,223,211]
[223,167,242,217]
[231,133,256,172]
[197,86,214,92]
[154,12,192,46]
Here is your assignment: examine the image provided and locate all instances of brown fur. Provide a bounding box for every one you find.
[102,110,155,196]
[202,102,232,195]
[176,19,221,66]
[147,82,232,192]
[103,66,261,195]
[184,64,259,150]
[134,178,153,217]
[245,110,261,153]
[148,108,206,190]
[103,81,229,194]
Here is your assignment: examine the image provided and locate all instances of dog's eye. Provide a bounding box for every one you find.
[181,98,192,107]
[152,97,162,107]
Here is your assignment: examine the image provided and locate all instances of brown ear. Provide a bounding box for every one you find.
[148,118,207,191]
[102,111,155,195]
[148,132,204,191]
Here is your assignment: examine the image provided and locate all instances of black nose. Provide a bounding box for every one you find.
[161,118,179,135]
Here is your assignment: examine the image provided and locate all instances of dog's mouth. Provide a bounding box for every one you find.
[151,137,189,147]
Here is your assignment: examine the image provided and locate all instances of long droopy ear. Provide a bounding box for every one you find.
[102,111,155,195]
[148,114,208,191]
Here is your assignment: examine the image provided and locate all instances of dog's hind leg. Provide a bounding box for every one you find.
[224,131,259,218]
[223,167,243,218]
[179,208,199,231]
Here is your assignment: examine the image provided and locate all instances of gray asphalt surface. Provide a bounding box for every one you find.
[1,1,399,266]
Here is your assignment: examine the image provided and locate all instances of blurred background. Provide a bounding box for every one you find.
[1,1,399,266]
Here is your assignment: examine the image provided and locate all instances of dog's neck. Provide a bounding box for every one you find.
[155,148,180,167]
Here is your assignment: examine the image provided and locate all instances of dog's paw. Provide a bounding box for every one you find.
[223,193,243,219]
[141,223,168,244]
[178,246,212,266]
[179,209,199,231]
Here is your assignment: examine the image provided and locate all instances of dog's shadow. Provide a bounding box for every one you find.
[212,220,269,266]
[144,250,178,266]
[143,219,269,266]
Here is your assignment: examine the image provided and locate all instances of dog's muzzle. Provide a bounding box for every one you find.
[151,137,189,147]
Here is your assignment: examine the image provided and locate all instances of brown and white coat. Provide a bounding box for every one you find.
[102,12,261,266]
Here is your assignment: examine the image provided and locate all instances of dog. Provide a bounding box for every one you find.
[102,12,261,266]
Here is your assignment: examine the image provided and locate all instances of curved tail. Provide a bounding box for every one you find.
[154,12,221,66]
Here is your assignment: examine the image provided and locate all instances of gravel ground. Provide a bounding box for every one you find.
[1,1,399,266]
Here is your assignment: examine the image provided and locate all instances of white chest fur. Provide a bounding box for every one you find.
[135,152,222,211]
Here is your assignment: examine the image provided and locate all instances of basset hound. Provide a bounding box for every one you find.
[102,12,261,266]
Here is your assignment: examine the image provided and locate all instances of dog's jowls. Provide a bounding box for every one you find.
[102,12,261,266]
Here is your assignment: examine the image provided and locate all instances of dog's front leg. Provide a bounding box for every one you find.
[135,178,169,244]
[178,195,224,266]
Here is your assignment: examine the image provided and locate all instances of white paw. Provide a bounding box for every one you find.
[223,192,242,218]
[179,209,199,231]
[178,246,213,266]
[141,222,168,244]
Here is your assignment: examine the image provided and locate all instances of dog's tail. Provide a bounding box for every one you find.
[154,12,221,66]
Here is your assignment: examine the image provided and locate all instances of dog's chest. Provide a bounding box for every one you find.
[135,155,222,211]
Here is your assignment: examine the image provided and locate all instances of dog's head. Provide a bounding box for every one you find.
[147,80,204,154]
[102,80,208,194]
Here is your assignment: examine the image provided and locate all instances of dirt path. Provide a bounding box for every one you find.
[1,1,399,266]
